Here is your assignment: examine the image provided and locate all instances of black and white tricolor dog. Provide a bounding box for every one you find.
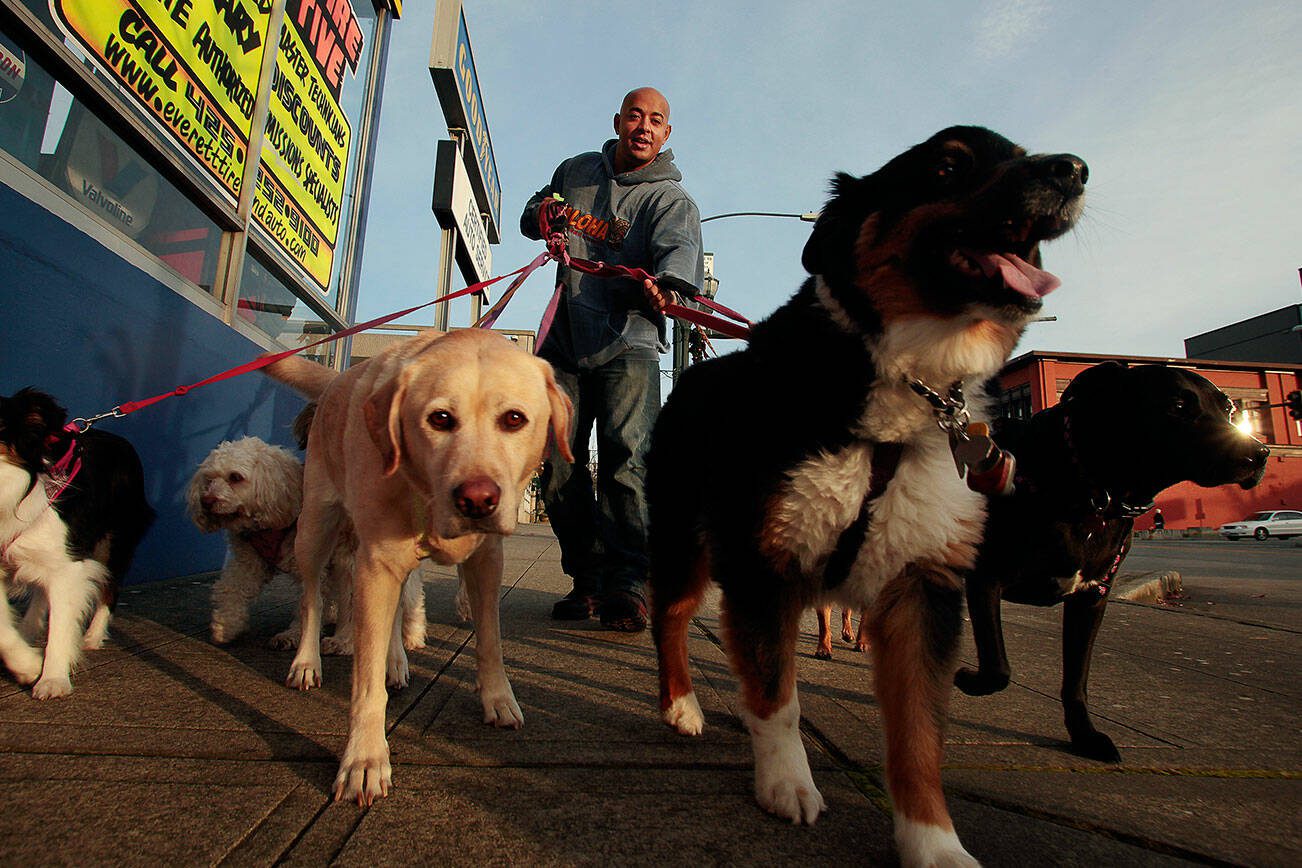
[647,127,1086,866]
[957,362,1269,761]
[0,389,154,698]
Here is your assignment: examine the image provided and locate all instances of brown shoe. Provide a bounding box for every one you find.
[598,590,648,632]
[551,590,598,620]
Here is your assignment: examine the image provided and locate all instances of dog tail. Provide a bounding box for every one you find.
[292,402,316,451]
[262,354,336,400]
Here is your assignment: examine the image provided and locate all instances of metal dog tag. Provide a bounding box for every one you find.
[955,432,997,467]
[949,421,997,477]
[946,427,967,476]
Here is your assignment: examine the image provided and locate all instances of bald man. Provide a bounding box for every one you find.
[521,87,704,632]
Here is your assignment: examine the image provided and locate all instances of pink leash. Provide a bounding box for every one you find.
[69,204,756,430]
[534,200,753,343]
[85,256,552,424]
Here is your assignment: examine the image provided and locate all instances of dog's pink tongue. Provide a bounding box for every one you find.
[972,251,1060,298]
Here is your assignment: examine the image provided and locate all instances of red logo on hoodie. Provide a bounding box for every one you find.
[559,205,627,250]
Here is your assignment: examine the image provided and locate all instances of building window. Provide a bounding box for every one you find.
[239,249,337,365]
[0,32,223,295]
[1234,398,1271,442]
[996,383,1033,421]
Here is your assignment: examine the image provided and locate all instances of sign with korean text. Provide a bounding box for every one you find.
[51,0,272,200]
[429,0,501,242]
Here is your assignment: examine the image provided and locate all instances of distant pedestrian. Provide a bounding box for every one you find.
[1152,508,1165,532]
[521,86,704,632]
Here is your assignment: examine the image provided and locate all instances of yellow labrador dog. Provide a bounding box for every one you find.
[264,328,572,804]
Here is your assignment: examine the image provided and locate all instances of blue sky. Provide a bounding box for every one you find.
[356,1,1301,360]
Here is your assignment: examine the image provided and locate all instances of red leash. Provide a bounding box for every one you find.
[534,199,753,341]
[71,203,754,430]
[73,255,552,428]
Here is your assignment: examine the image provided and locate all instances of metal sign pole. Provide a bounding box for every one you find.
[434,222,456,331]
[433,129,463,331]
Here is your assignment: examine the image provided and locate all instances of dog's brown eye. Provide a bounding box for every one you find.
[936,152,971,184]
[228,472,244,483]
[428,410,457,431]
[500,410,528,431]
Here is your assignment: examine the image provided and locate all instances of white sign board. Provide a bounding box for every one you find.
[432,139,492,285]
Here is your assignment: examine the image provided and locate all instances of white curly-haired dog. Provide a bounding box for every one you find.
[187,437,427,668]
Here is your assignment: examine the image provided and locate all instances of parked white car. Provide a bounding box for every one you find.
[1219,510,1302,540]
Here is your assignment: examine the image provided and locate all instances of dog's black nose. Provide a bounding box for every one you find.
[1043,154,1088,194]
[1250,444,1270,468]
[454,478,501,519]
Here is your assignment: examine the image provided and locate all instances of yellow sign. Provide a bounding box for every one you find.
[53,0,270,198]
[52,0,363,295]
[256,6,353,290]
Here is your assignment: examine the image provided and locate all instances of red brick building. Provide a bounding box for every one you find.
[994,351,1302,531]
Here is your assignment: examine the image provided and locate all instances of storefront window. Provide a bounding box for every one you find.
[239,248,337,364]
[0,28,222,294]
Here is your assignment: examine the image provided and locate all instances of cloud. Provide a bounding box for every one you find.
[974,0,1052,61]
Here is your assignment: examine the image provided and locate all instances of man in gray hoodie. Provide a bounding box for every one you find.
[521,86,704,632]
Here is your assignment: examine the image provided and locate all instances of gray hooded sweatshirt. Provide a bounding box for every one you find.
[521,140,704,370]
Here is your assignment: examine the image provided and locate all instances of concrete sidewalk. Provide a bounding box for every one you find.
[1,524,1297,866]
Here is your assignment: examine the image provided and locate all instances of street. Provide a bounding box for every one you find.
[1123,537,1302,631]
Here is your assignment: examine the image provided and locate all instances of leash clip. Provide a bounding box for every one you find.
[70,407,124,432]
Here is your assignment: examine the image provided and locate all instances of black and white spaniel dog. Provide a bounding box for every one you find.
[0,388,153,698]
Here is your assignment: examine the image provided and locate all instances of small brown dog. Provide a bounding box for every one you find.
[264,328,572,804]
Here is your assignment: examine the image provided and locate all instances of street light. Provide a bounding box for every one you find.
[701,211,820,223]
[671,211,819,382]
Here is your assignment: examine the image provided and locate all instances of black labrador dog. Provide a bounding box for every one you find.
[957,362,1270,761]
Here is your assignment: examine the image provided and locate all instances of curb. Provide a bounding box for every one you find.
[1113,569,1183,603]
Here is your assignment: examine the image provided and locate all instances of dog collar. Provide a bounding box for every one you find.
[906,376,1016,496]
[242,522,295,567]
[1061,409,1155,521]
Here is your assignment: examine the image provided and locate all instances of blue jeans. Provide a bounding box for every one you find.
[540,353,660,598]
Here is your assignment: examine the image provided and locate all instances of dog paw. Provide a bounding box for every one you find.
[267,630,300,651]
[755,773,826,825]
[814,646,832,660]
[479,681,524,729]
[321,635,354,656]
[31,676,73,700]
[210,622,241,645]
[402,625,427,651]
[841,628,855,644]
[386,655,410,691]
[1070,730,1121,763]
[852,639,870,653]
[6,647,44,686]
[954,667,1008,696]
[285,657,322,691]
[895,818,980,868]
[663,692,704,736]
[332,741,392,806]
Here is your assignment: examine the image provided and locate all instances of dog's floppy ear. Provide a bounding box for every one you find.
[363,367,412,477]
[801,173,877,286]
[539,361,575,463]
[249,444,303,529]
[1061,361,1127,407]
[186,461,217,532]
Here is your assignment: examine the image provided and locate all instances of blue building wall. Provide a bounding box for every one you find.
[1,182,307,583]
